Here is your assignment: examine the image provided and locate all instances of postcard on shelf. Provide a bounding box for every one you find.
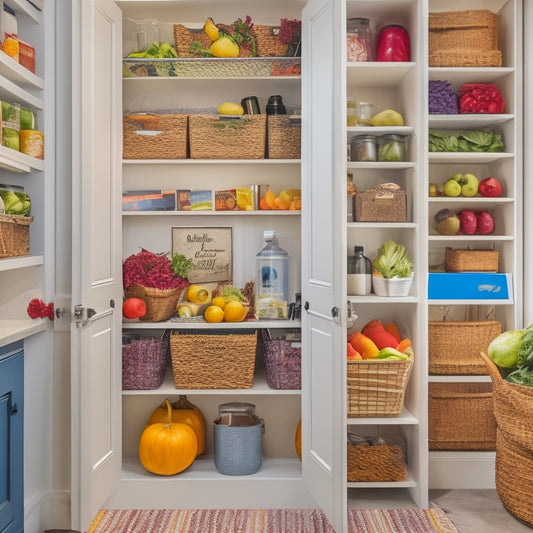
[176,190,212,211]
[122,190,176,211]
[172,226,232,284]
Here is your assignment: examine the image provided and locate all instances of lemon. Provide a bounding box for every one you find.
[203,18,219,41]
[211,296,226,309]
[218,102,244,115]
[204,305,224,323]
[369,109,404,127]
[223,300,247,322]
[186,285,212,305]
[210,36,239,58]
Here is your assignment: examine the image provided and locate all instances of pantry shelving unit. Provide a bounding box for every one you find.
[426,0,522,489]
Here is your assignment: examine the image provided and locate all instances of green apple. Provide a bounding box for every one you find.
[460,173,479,196]
[443,179,462,197]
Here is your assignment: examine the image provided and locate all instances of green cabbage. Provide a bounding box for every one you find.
[0,190,31,215]
[372,239,412,279]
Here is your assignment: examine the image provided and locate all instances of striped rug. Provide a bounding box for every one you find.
[87,506,460,533]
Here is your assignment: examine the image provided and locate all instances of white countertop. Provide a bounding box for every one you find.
[0,319,47,348]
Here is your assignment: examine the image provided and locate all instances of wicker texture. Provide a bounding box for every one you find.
[355,184,407,222]
[347,443,407,482]
[170,330,257,389]
[122,333,169,390]
[445,247,499,272]
[254,25,289,57]
[429,10,502,67]
[173,25,213,57]
[0,214,32,258]
[428,382,496,450]
[124,285,184,322]
[428,320,501,375]
[261,329,301,390]
[123,114,188,160]
[189,114,266,159]
[267,115,301,159]
[347,358,413,417]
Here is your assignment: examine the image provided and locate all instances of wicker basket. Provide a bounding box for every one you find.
[347,357,413,417]
[428,320,501,375]
[124,284,184,322]
[189,114,266,159]
[267,115,301,159]
[123,114,188,160]
[482,352,533,527]
[347,442,407,482]
[0,214,32,258]
[170,330,257,389]
[173,24,214,57]
[429,10,502,67]
[445,247,499,272]
[122,332,169,390]
[428,382,497,450]
[254,25,289,57]
[355,184,407,222]
[261,329,301,390]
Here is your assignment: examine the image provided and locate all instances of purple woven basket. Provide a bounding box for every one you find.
[122,332,169,390]
[262,329,301,390]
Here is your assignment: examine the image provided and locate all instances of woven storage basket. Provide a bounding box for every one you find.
[355,184,407,222]
[347,357,413,417]
[428,320,501,374]
[261,329,301,390]
[123,114,188,160]
[482,352,533,527]
[254,25,289,57]
[445,247,499,272]
[122,332,169,390]
[429,10,502,67]
[0,214,32,258]
[173,24,214,57]
[347,442,407,482]
[267,115,301,159]
[189,114,266,159]
[124,284,184,322]
[170,330,257,389]
[428,382,496,450]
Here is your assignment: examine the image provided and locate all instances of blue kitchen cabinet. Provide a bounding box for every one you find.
[0,341,23,533]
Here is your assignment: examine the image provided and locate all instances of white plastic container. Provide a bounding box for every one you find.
[372,275,413,297]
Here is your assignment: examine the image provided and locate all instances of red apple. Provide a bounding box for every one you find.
[478,177,502,197]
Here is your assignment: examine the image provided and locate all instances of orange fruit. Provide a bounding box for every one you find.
[223,300,247,322]
[264,190,276,209]
[211,296,226,309]
[204,305,224,323]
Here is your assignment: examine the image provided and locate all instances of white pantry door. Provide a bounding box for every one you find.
[70,0,123,530]
[301,0,347,531]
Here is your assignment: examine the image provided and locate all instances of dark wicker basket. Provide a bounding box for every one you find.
[261,329,301,390]
[0,214,32,258]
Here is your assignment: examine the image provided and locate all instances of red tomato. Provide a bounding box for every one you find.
[122,297,146,319]
[478,177,502,197]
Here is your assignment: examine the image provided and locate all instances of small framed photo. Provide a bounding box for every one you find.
[172,226,232,284]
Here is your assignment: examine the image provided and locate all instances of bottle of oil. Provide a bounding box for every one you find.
[347,246,372,295]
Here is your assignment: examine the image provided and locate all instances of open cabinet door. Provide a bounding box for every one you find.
[70,0,123,530]
[301,0,346,532]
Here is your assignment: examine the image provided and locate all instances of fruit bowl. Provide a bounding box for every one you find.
[372,275,413,297]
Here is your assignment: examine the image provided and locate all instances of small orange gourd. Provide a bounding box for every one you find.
[295,419,302,460]
[148,395,206,455]
[139,399,197,476]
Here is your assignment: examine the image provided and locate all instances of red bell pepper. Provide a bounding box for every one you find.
[459,83,506,114]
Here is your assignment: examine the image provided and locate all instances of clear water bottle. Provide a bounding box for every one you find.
[255,230,289,319]
[347,245,372,295]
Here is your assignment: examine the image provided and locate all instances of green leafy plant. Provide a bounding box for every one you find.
[171,253,194,279]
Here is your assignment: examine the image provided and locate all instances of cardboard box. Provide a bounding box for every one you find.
[428,273,513,301]
[122,190,176,211]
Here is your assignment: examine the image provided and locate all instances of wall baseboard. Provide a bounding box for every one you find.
[25,489,71,533]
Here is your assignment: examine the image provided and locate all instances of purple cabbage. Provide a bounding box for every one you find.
[429,80,458,114]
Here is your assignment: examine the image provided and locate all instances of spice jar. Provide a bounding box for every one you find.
[350,135,377,161]
[378,134,407,162]
[347,97,358,126]
[346,18,374,62]
[358,102,374,126]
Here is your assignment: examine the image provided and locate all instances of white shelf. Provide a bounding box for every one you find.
[347,407,418,425]
[348,294,418,304]
[346,63,416,87]
[428,114,514,129]
[0,145,45,172]
[0,319,47,348]
[0,51,43,89]
[428,152,514,164]
[428,197,514,204]
[123,319,300,330]
[0,72,44,109]
[4,0,42,23]
[428,67,515,85]
[428,375,491,383]
[348,222,417,229]
[123,210,301,216]
[123,159,301,165]
[428,234,514,241]
[347,126,415,136]
[347,161,416,170]
[0,255,44,271]
[347,469,418,489]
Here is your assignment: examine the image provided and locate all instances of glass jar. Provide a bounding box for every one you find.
[378,134,407,162]
[347,246,372,295]
[350,135,377,161]
[358,102,374,126]
[346,18,374,62]
[347,97,358,126]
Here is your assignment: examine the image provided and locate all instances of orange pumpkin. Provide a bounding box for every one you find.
[295,419,302,460]
[148,396,206,455]
[139,399,197,476]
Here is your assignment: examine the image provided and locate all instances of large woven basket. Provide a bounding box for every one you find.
[347,442,407,482]
[189,114,266,159]
[261,329,301,390]
[444,247,499,273]
[482,353,533,527]
[347,357,413,417]
[267,115,301,159]
[123,114,188,160]
[355,184,407,222]
[428,320,501,374]
[0,214,32,258]
[124,284,184,322]
[428,381,496,450]
[170,330,257,389]
[429,10,502,67]
[254,25,289,57]
[173,25,214,57]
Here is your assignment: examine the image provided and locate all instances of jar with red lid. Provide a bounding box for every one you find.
[376,25,410,62]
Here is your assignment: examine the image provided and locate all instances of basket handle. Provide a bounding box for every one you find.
[480,351,503,383]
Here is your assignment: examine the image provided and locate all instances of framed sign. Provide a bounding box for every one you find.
[172,226,232,284]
